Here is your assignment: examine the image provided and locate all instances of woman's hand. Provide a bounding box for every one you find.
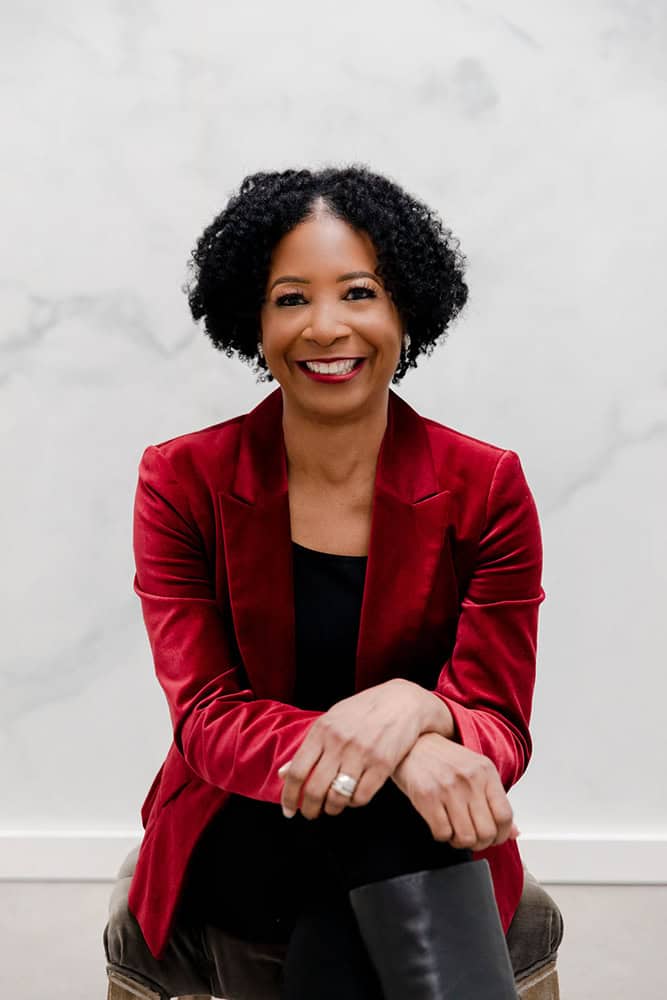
[276,679,446,820]
[391,732,520,850]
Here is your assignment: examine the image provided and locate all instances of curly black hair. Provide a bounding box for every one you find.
[185,164,469,385]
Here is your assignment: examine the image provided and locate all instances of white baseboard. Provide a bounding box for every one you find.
[0,832,142,880]
[1,832,666,883]
[518,834,667,883]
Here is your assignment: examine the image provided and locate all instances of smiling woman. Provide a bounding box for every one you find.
[103,165,562,1000]
[184,170,468,561]
[185,165,468,388]
[257,208,407,416]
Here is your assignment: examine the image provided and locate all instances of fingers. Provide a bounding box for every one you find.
[276,685,425,820]
[409,769,515,851]
[301,755,390,818]
[442,789,478,848]
[277,718,396,819]
[321,764,364,816]
[445,772,516,850]
[465,795,501,851]
[390,739,520,851]
[278,747,364,820]
[279,753,390,819]
[279,743,322,817]
[343,763,391,808]
[279,752,518,849]
[424,801,454,842]
[306,756,364,819]
[484,778,516,845]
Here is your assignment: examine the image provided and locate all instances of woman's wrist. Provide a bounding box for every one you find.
[420,691,456,739]
[391,679,456,740]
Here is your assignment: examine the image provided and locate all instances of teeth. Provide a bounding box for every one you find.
[305,359,358,374]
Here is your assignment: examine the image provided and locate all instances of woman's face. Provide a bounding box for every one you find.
[259,209,405,418]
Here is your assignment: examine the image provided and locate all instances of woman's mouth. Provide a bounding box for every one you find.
[296,358,366,383]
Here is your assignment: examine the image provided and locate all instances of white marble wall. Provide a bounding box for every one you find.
[2,1,666,878]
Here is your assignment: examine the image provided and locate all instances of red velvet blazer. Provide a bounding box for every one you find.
[127,386,546,960]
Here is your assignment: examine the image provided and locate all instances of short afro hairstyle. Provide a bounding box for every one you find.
[185,164,469,384]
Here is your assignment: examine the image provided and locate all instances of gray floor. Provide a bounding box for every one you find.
[0,881,664,998]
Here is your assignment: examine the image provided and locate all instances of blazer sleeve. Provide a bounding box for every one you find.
[431,449,546,790]
[132,444,325,804]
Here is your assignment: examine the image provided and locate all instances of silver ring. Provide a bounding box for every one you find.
[330,772,358,798]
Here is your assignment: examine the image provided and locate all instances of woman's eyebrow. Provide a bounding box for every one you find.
[269,270,384,291]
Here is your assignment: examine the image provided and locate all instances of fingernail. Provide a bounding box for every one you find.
[282,807,296,818]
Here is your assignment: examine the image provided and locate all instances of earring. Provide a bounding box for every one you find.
[402,333,411,355]
[256,340,271,382]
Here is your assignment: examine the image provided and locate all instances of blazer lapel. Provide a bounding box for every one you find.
[355,390,456,692]
[218,388,295,702]
[218,387,456,703]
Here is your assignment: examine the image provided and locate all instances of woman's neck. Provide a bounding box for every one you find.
[281,391,388,491]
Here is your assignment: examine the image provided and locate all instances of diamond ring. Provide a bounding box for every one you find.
[330,772,358,798]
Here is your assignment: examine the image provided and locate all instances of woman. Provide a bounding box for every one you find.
[121,166,546,999]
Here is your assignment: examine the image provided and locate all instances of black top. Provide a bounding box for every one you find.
[177,540,367,939]
[291,540,367,711]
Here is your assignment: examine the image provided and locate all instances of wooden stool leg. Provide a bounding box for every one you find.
[106,970,212,999]
[106,969,164,1000]
[517,960,560,999]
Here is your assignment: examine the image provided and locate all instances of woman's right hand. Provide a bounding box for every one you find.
[391,732,520,851]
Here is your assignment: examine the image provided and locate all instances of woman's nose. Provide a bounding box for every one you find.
[306,301,348,341]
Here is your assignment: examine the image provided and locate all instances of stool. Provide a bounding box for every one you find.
[104,845,563,999]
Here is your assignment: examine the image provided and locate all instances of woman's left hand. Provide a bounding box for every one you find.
[276,678,447,820]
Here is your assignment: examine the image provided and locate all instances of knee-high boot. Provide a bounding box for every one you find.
[348,858,518,1000]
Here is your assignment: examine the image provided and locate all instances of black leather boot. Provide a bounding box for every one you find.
[348,858,518,999]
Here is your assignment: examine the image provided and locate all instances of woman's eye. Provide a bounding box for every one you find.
[275,292,305,307]
[275,284,377,307]
[347,284,377,300]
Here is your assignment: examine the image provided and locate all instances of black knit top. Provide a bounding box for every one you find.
[177,540,367,940]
